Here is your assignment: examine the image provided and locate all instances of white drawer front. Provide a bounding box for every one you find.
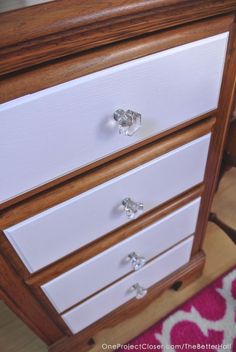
[62,236,193,334]
[0,33,228,203]
[4,134,210,273]
[42,198,200,313]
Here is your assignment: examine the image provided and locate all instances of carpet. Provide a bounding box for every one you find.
[118,267,236,352]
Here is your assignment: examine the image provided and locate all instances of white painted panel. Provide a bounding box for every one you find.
[0,33,228,203]
[4,135,210,272]
[42,198,200,313]
[62,236,193,334]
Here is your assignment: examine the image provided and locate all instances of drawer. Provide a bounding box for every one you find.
[42,198,200,313]
[4,134,210,273]
[0,33,228,204]
[62,236,194,334]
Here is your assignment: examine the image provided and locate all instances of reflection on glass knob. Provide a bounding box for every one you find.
[128,252,146,271]
[122,198,144,220]
[131,283,148,299]
[114,109,142,136]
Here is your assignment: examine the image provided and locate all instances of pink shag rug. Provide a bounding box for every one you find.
[118,267,236,352]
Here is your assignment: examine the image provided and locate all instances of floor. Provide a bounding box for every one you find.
[0,169,235,352]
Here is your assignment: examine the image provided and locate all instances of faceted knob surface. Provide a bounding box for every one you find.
[122,197,144,220]
[114,109,142,136]
[128,252,146,271]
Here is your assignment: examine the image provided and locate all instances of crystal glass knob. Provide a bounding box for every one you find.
[114,109,142,136]
[122,198,144,220]
[128,252,146,271]
[131,283,148,299]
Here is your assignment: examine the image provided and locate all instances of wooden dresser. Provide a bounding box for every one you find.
[0,1,236,351]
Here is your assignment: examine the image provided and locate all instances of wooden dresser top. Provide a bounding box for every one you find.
[0,0,236,77]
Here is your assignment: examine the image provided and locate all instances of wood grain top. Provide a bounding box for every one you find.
[0,0,236,76]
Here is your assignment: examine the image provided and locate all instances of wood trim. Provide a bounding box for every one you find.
[0,117,215,230]
[0,255,65,344]
[0,1,236,75]
[191,17,236,256]
[0,14,233,103]
[26,184,204,287]
[1,0,235,48]
[48,251,205,352]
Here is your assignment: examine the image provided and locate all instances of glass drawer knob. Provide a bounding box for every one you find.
[128,252,146,271]
[114,109,142,136]
[131,283,148,299]
[122,197,144,220]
